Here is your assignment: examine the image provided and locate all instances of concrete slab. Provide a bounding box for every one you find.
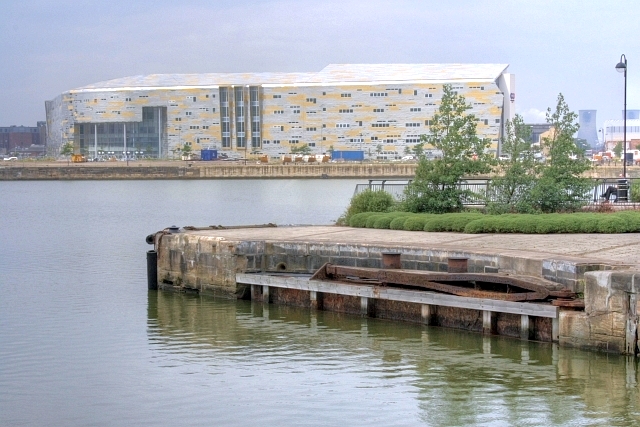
[186,226,637,267]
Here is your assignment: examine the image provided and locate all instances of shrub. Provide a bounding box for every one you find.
[423,212,484,232]
[343,190,395,223]
[348,212,376,228]
[389,214,415,230]
[403,215,431,231]
[365,214,386,228]
[373,215,395,229]
[631,181,640,203]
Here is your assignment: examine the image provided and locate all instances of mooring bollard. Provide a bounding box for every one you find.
[147,250,158,290]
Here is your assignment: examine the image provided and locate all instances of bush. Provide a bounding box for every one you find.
[631,181,640,203]
[373,215,395,229]
[348,212,377,228]
[365,214,387,228]
[349,210,640,234]
[423,212,485,232]
[403,215,431,231]
[342,190,395,224]
[389,214,415,230]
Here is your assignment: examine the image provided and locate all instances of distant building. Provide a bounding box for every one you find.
[624,110,640,120]
[45,64,516,159]
[0,122,46,156]
[602,119,640,152]
[577,110,598,147]
[527,123,553,144]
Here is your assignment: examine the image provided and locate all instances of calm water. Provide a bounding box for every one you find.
[1,179,639,426]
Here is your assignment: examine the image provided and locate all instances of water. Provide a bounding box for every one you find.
[1,179,639,426]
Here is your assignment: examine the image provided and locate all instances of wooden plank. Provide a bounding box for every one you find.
[236,273,559,318]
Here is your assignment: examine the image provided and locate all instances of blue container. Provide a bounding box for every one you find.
[201,149,217,161]
[331,150,364,161]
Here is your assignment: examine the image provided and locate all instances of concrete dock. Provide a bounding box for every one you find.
[150,226,640,355]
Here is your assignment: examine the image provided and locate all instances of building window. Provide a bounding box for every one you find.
[405,123,421,127]
[372,123,390,128]
[274,110,284,114]
[339,109,353,113]
[336,123,350,128]
[341,93,351,98]
[306,97,316,103]
[185,112,192,116]
[495,119,501,124]
[373,108,384,112]
[425,120,432,126]
[273,95,281,98]
[410,107,421,112]
[306,127,317,131]
[413,90,418,95]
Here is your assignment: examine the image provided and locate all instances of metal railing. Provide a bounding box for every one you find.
[354,178,639,206]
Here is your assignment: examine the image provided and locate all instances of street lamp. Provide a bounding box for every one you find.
[616,54,627,177]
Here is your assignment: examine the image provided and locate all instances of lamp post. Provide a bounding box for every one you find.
[616,54,627,177]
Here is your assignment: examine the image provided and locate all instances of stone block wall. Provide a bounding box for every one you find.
[558,270,640,355]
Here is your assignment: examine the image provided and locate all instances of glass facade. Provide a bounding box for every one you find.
[75,107,165,159]
[250,86,261,149]
[234,87,246,148]
[220,87,231,148]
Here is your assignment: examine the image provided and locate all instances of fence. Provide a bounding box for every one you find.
[354,178,639,206]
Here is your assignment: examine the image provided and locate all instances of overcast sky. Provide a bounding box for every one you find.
[1,0,638,131]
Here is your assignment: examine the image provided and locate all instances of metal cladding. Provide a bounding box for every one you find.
[45,63,515,159]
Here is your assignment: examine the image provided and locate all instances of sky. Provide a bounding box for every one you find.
[1,0,638,132]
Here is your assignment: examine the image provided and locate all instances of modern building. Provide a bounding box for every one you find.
[602,119,640,153]
[0,122,46,156]
[577,110,598,148]
[527,123,554,144]
[45,64,515,160]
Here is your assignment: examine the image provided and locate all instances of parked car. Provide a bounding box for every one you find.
[3,156,17,161]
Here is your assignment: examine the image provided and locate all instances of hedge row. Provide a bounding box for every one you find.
[347,211,640,233]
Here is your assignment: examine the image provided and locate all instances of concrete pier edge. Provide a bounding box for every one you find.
[152,225,640,356]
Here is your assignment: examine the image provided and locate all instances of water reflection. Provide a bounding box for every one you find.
[148,291,640,426]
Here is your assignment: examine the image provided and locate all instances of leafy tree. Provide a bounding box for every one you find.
[327,145,334,155]
[525,93,592,213]
[60,141,74,166]
[181,143,192,160]
[412,142,425,158]
[402,84,493,213]
[487,114,537,213]
[376,144,383,156]
[635,143,640,151]
[613,141,623,159]
[574,138,589,155]
[290,143,312,155]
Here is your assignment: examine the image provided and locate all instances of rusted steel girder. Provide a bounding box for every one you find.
[310,263,558,302]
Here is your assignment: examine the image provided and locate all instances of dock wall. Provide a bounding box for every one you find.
[0,163,417,180]
[153,230,640,355]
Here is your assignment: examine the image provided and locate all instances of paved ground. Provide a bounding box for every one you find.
[188,225,640,267]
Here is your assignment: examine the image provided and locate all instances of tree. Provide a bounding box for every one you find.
[412,142,425,159]
[376,144,383,157]
[290,143,312,155]
[613,141,623,159]
[181,143,192,160]
[486,115,537,213]
[60,142,74,166]
[525,93,592,213]
[403,85,493,213]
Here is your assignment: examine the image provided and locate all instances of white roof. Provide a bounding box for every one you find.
[73,63,509,92]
